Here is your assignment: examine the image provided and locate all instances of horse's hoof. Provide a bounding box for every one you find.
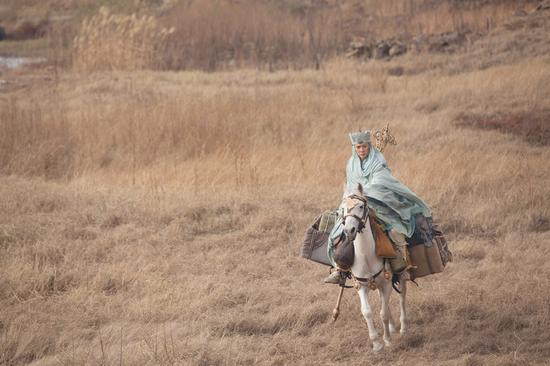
[400,328,407,336]
[389,324,398,334]
[384,339,392,348]
[373,342,384,353]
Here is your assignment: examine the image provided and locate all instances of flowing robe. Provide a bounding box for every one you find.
[345,145,431,237]
[328,145,432,267]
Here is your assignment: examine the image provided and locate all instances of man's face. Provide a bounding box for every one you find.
[355,143,370,160]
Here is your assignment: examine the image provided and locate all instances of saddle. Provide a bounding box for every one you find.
[368,210,397,259]
[332,210,397,271]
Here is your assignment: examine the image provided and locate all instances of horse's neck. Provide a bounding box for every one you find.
[351,222,384,276]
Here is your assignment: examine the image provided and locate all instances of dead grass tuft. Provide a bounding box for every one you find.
[527,213,550,232]
[455,246,487,262]
[464,332,502,355]
[181,205,242,236]
[63,226,98,240]
[457,303,487,321]
[496,314,529,332]
[222,318,282,337]
[397,333,425,349]
[0,231,15,249]
[101,214,124,229]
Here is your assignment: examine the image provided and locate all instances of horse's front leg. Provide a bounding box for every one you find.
[357,287,384,352]
[399,277,408,335]
[379,281,393,347]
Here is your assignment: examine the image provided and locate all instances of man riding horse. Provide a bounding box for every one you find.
[325,130,433,284]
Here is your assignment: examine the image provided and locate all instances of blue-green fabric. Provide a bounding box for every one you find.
[345,144,431,237]
[327,143,432,267]
[327,220,343,267]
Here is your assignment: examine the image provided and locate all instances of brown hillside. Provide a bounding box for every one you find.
[0,0,542,69]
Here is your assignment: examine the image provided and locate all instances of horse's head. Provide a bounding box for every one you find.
[343,183,369,241]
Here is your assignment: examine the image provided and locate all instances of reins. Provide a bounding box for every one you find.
[343,194,369,234]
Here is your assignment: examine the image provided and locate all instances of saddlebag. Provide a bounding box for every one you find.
[332,234,354,270]
[408,227,451,279]
[300,211,337,266]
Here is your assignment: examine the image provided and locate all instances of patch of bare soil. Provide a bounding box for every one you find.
[455,109,550,146]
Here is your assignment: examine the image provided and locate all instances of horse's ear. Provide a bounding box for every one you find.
[357,183,364,196]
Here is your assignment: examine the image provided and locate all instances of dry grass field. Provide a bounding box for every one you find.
[1,2,550,366]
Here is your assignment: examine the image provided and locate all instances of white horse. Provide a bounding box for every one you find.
[343,183,408,353]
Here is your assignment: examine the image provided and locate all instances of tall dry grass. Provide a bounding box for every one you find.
[160,0,343,71]
[159,0,539,70]
[40,0,539,72]
[352,0,537,38]
[72,7,174,72]
[1,56,549,229]
[1,5,550,366]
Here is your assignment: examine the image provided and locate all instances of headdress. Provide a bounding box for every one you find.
[349,130,371,145]
[349,124,397,152]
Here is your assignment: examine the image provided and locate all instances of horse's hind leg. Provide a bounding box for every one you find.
[388,305,398,335]
[379,282,393,347]
[357,287,384,352]
[399,277,408,335]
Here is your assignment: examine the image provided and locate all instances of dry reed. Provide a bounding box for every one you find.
[72,7,174,72]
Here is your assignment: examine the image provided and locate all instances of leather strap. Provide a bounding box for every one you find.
[354,265,384,283]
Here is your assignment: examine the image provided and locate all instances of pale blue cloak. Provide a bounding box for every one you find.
[344,144,431,237]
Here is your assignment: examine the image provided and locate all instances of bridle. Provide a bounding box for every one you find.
[343,194,369,235]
